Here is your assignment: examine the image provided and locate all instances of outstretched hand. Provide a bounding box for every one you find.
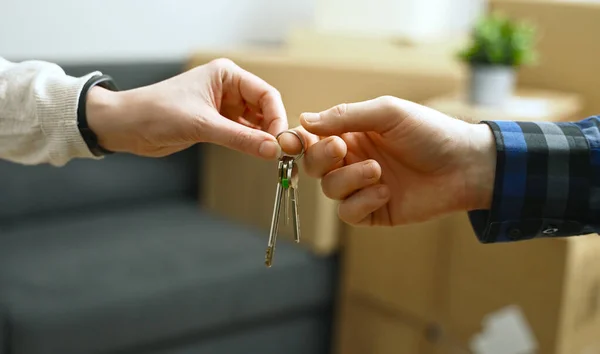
[87,58,287,159]
[279,96,497,227]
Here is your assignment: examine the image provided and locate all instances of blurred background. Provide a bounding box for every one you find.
[1,0,599,353]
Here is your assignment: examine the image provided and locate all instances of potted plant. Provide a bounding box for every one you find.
[458,12,537,107]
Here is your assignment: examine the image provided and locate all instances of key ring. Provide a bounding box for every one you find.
[275,130,306,161]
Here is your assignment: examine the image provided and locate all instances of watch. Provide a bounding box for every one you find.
[77,74,120,156]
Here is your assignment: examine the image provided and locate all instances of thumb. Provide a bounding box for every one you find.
[208,116,282,160]
[300,96,402,136]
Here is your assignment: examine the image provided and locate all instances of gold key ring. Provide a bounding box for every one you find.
[275,130,306,161]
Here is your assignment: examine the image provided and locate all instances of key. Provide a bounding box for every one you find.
[282,157,299,242]
[265,156,293,267]
[283,158,293,226]
[283,168,290,226]
[265,130,306,268]
[265,159,285,268]
[290,163,301,243]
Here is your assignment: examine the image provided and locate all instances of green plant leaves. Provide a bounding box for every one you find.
[458,12,537,67]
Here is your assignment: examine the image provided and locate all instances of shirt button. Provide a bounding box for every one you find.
[543,225,559,235]
[509,228,521,240]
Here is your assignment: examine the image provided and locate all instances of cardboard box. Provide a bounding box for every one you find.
[188,46,463,255]
[334,287,477,354]
[490,0,600,118]
[342,216,455,321]
[337,211,600,354]
[284,27,468,76]
[443,213,600,354]
[334,291,438,354]
[333,214,456,354]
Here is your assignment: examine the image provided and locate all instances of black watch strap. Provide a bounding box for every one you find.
[77,74,119,157]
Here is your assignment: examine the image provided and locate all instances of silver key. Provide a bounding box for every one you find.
[265,159,285,268]
[283,167,291,226]
[265,130,306,268]
[284,157,294,226]
[290,164,301,243]
[265,156,293,267]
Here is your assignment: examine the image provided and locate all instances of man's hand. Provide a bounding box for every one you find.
[86,58,286,159]
[279,96,497,227]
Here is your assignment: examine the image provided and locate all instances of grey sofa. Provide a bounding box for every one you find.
[0,62,338,354]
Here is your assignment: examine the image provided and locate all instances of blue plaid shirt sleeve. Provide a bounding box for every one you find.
[468,116,600,243]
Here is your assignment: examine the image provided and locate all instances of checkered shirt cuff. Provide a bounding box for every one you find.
[468,116,600,243]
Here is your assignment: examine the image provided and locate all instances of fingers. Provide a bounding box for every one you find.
[207,114,281,160]
[338,184,391,225]
[277,125,319,157]
[321,160,381,200]
[304,136,347,178]
[276,125,347,178]
[300,96,403,136]
[213,58,288,136]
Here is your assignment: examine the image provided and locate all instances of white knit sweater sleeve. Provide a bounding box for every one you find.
[0,57,103,167]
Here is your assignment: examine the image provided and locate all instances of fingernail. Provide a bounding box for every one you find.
[259,141,281,159]
[326,139,342,158]
[302,113,320,123]
[378,185,389,198]
[362,161,377,179]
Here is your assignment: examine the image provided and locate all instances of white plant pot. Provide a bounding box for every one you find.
[469,65,516,108]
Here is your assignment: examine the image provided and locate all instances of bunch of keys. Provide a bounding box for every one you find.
[265,130,306,268]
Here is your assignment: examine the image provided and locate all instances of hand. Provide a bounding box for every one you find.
[86,58,286,159]
[279,96,497,227]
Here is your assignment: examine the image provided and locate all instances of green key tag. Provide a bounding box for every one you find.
[281,177,290,189]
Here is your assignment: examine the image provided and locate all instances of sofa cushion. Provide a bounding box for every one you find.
[0,149,199,220]
[145,310,334,354]
[0,201,336,354]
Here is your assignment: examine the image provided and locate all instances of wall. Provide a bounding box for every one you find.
[314,0,487,41]
[0,0,315,63]
[1,0,490,64]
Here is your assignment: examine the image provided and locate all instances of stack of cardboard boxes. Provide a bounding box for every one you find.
[337,212,600,354]
[444,215,600,354]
